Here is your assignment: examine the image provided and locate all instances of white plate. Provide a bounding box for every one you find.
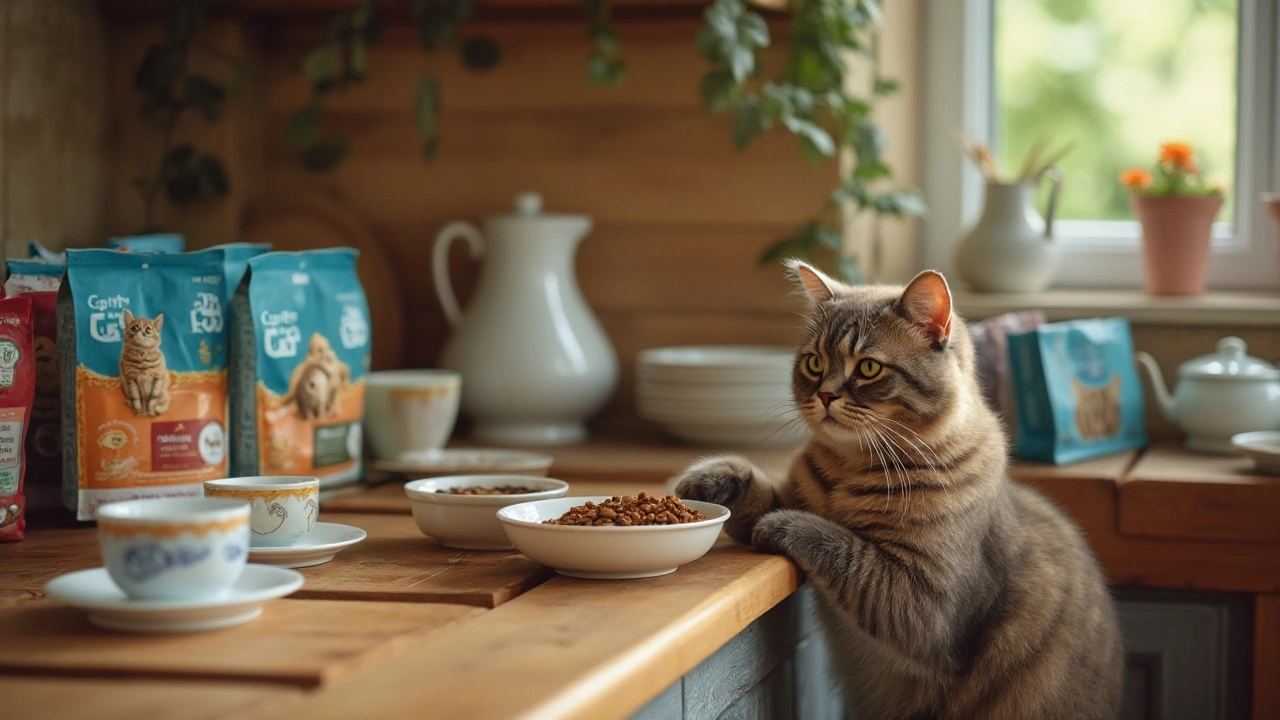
[248,522,368,568]
[1231,431,1280,475]
[43,565,304,634]
[498,497,730,579]
[373,448,553,477]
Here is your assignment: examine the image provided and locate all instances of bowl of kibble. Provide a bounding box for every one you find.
[404,475,570,550]
[496,493,730,579]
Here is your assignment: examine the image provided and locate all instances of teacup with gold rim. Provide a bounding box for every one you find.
[96,497,250,600]
[204,476,320,547]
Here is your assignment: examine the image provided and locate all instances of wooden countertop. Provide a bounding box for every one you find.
[7,439,1280,720]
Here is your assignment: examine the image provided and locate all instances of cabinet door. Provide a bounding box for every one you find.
[1115,592,1252,720]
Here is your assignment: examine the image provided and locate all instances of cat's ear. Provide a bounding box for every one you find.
[898,270,953,346]
[785,259,840,304]
[152,313,164,332]
[123,310,134,324]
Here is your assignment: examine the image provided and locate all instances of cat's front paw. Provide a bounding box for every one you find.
[674,455,757,508]
[750,508,812,555]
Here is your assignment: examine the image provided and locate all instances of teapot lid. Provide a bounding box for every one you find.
[488,192,589,226]
[1178,337,1280,380]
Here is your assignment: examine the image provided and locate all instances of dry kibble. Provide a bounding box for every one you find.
[436,485,539,496]
[542,492,707,526]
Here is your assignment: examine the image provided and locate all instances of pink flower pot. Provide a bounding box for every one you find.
[1131,195,1223,296]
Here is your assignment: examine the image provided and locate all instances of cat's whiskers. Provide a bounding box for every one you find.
[869,412,957,489]
[866,415,953,495]
[866,421,913,517]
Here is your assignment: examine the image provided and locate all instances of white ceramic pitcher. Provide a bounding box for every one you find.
[956,170,1062,293]
[432,192,618,445]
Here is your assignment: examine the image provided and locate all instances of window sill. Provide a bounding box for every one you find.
[954,290,1280,327]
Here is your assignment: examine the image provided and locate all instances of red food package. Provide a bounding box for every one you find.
[0,296,35,541]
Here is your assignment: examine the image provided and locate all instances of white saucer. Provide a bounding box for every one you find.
[248,522,367,568]
[373,448,553,477]
[1232,431,1280,475]
[43,565,304,634]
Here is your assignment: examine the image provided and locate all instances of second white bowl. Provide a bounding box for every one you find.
[497,496,729,579]
[404,475,570,550]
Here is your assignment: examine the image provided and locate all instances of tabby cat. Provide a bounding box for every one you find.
[119,310,170,417]
[675,262,1123,719]
[1073,375,1122,440]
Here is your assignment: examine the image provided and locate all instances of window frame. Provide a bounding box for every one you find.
[921,0,1279,290]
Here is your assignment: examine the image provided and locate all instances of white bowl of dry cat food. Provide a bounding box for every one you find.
[404,475,569,550]
[497,494,730,579]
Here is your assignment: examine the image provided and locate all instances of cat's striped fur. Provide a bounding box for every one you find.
[675,262,1123,719]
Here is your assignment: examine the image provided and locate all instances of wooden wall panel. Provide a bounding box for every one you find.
[258,14,865,404]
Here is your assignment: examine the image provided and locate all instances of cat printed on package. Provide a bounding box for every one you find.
[283,333,350,421]
[118,310,170,417]
[1072,374,1121,440]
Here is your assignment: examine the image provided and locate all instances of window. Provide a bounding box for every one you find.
[923,0,1278,289]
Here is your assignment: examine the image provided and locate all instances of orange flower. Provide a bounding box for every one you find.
[1119,168,1153,189]
[1159,141,1195,169]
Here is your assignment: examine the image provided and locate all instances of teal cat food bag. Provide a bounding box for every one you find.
[1008,318,1147,464]
[230,249,369,487]
[58,249,230,519]
[212,242,271,292]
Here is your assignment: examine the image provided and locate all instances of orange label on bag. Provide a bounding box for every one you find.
[76,367,228,489]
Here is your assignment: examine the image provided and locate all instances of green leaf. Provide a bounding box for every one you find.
[738,12,770,48]
[349,35,368,79]
[873,77,900,97]
[302,43,341,84]
[300,137,348,173]
[184,75,225,122]
[859,0,884,26]
[694,25,721,61]
[731,98,765,150]
[782,117,836,159]
[728,46,754,82]
[853,119,888,166]
[589,25,620,56]
[423,135,441,161]
[586,53,625,87]
[816,226,843,250]
[853,162,891,181]
[196,155,230,198]
[414,75,441,137]
[286,105,323,151]
[699,68,737,113]
[873,191,928,217]
[134,43,182,97]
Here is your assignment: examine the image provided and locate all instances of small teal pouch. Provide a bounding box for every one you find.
[1008,318,1147,464]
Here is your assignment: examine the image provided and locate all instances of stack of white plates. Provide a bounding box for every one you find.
[637,346,809,447]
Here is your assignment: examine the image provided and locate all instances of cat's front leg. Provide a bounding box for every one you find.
[752,509,953,660]
[121,377,143,415]
[674,455,780,544]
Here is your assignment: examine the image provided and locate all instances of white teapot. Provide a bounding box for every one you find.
[432,192,618,445]
[1135,337,1280,453]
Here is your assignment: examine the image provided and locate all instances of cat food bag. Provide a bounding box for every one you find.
[970,310,1045,435]
[0,297,36,541]
[1008,317,1147,464]
[213,243,271,292]
[107,233,186,254]
[58,248,229,520]
[5,259,64,513]
[230,249,369,488]
[28,240,65,264]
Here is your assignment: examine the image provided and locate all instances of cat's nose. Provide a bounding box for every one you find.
[818,392,837,408]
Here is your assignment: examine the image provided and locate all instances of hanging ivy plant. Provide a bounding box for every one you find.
[286,0,921,282]
[696,0,925,282]
[131,0,239,232]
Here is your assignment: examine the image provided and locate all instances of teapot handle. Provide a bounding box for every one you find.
[432,221,485,327]
[1039,165,1062,240]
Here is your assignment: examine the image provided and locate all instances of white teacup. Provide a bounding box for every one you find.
[96,497,250,601]
[203,476,320,547]
[364,370,461,460]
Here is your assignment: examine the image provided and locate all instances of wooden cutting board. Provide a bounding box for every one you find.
[0,593,481,688]
[241,191,406,370]
[292,513,553,608]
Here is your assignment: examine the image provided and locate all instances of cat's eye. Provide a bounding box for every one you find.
[857,359,882,379]
[805,354,825,375]
[129,325,139,333]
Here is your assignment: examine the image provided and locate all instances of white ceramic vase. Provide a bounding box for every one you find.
[955,174,1061,293]
[433,192,618,445]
